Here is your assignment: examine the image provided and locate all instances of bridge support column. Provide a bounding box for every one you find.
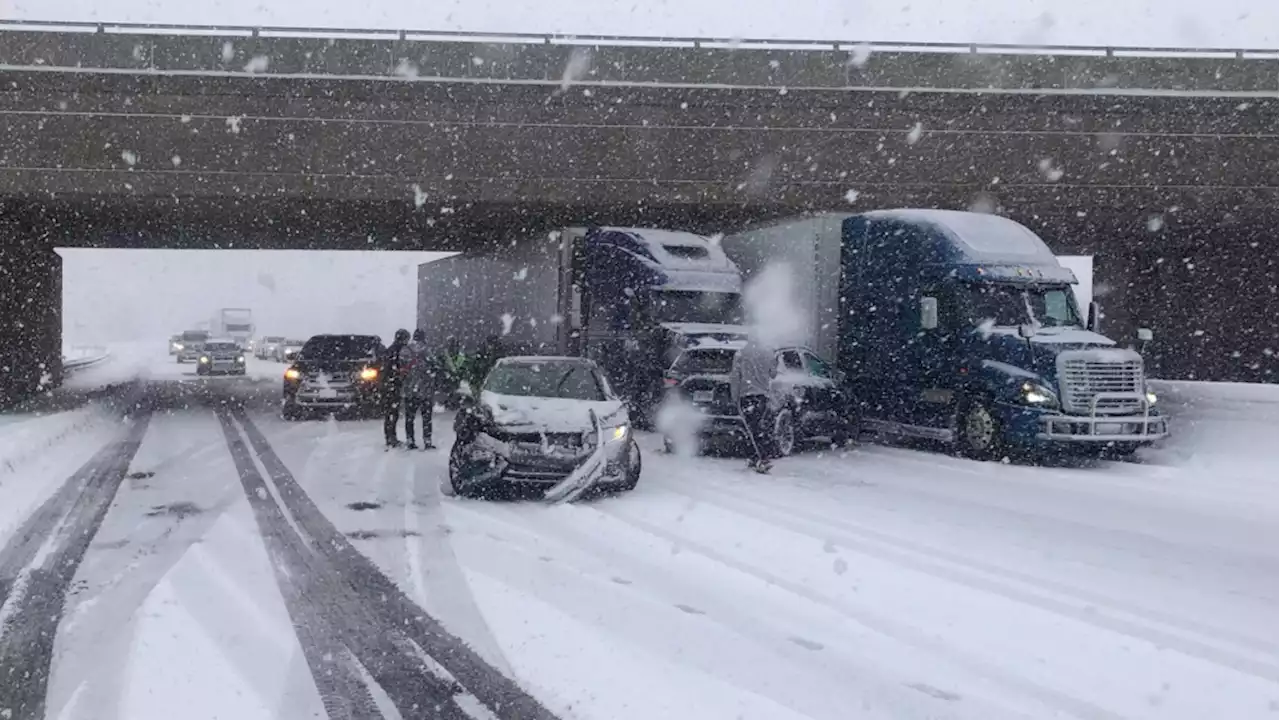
[0,218,61,406]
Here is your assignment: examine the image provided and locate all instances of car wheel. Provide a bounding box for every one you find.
[447,445,474,499]
[774,409,797,457]
[619,438,642,491]
[957,398,1002,460]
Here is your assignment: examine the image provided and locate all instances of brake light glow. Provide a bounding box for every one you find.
[359,367,379,381]
[284,368,301,381]
[663,377,678,387]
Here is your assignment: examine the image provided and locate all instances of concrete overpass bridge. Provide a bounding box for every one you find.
[0,22,1275,402]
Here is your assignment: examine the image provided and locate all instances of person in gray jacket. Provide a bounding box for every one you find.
[730,336,780,472]
[400,329,443,450]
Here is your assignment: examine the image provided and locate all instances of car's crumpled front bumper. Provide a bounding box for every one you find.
[453,430,631,490]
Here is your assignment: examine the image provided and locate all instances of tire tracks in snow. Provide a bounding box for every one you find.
[222,408,557,720]
[0,409,151,720]
[588,499,1130,720]
[648,472,1277,678]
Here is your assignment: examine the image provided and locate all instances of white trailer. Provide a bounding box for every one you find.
[718,214,845,363]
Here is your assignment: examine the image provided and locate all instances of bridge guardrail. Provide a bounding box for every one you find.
[0,18,1274,60]
[62,348,111,373]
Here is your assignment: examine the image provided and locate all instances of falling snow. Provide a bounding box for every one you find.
[243,56,270,74]
[120,150,138,166]
[906,122,924,145]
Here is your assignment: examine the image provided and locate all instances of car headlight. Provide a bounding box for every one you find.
[359,367,379,381]
[1145,387,1158,406]
[607,425,629,443]
[237,356,246,363]
[284,368,301,381]
[1019,381,1058,407]
[199,356,210,364]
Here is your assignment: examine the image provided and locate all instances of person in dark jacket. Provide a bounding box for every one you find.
[730,336,780,472]
[381,328,411,448]
[400,329,441,450]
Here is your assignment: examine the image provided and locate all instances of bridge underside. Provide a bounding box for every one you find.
[0,66,1275,400]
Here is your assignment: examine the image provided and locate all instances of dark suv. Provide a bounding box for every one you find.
[663,343,854,454]
[282,334,386,420]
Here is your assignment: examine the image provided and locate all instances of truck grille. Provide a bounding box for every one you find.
[1057,353,1144,415]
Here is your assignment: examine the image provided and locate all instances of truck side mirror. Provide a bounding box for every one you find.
[919,297,939,330]
[1017,323,1036,340]
[1136,327,1153,342]
[1086,301,1100,332]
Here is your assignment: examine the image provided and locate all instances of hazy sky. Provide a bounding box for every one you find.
[59,249,451,346]
[2,0,1273,49]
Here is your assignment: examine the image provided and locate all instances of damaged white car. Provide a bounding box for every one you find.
[448,356,642,501]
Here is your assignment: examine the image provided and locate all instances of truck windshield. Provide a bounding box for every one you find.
[964,284,1081,329]
[651,290,744,325]
[484,362,607,401]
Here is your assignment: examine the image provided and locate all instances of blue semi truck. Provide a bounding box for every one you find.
[722,210,1168,458]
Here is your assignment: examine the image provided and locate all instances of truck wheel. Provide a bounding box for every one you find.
[773,410,797,457]
[958,399,1002,460]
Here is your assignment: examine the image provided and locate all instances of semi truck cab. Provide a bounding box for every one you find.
[841,210,1167,457]
[564,227,746,425]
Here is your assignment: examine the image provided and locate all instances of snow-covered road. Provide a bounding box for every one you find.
[0,352,1275,720]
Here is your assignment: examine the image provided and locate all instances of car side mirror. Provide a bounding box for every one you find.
[1136,327,1153,343]
[1086,301,1100,332]
[1017,323,1036,340]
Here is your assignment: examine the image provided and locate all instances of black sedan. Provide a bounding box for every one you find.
[282,334,386,420]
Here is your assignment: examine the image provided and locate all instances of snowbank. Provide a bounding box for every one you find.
[1144,380,1278,476]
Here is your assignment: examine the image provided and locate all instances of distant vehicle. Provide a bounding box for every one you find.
[255,336,286,360]
[211,308,254,347]
[450,356,641,500]
[418,226,745,427]
[274,339,305,363]
[175,329,210,363]
[195,339,247,376]
[168,334,182,355]
[662,343,853,455]
[282,334,385,420]
[721,210,1167,458]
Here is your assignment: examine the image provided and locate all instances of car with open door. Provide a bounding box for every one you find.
[281,334,385,420]
[449,356,641,501]
[662,344,854,455]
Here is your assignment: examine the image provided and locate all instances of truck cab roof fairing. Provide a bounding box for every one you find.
[849,210,1077,285]
[586,227,743,292]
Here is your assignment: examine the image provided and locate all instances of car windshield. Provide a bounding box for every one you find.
[672,348,738,375]
[181,331,209,341]
[299,336,381,361]
[651,290,745,325]
[963,284,1082,329]
[204,342,239,351]
[483,362,607,401]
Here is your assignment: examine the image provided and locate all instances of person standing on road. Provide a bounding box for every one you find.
[730,336,780,473]
[381,328,411,449]
[400,329,442,450]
